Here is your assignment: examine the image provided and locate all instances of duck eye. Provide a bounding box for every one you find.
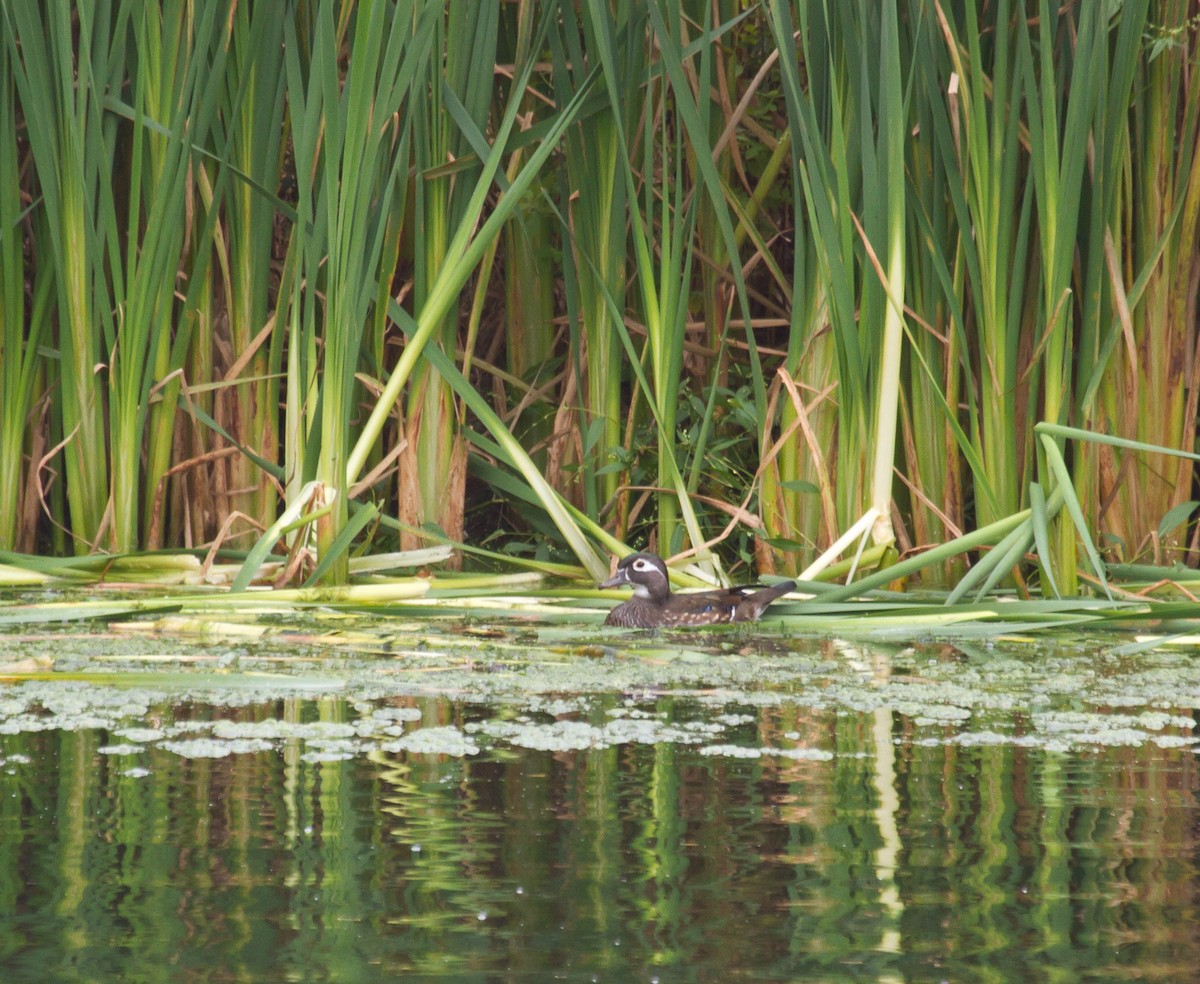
[633,558,653,572]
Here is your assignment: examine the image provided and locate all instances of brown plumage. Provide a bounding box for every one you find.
[599,552,795,628]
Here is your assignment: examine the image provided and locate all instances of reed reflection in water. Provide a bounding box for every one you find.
[0,693,1197,982]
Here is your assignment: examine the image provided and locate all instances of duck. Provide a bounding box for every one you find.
[599,551,795,628]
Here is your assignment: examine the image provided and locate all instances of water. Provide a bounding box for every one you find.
[0,622,1198,981]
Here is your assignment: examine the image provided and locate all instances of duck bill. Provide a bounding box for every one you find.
[599,570,630,589]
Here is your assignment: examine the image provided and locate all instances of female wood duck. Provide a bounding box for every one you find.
[599,552,795,628]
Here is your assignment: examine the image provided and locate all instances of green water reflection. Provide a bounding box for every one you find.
[0,632,1197,981]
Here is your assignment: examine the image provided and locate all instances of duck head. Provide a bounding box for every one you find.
[599,552,671,603]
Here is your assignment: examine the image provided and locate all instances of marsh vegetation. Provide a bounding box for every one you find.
[0,1,1198,604]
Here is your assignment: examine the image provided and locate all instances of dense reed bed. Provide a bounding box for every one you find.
[1,1,1198,597]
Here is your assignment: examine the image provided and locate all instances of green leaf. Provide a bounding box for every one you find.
[780,480,820,495]
[1157,501,1199,540]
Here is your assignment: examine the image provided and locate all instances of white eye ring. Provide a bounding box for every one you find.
[633,558,654,571]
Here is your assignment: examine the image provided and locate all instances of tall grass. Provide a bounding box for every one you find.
[549,1,635,526]
[284,0,433,583]
[205,1,289,542]
[0,38,38,550]
[1097,0,1200,567]
[1,1,1198,595]
[396,1,493,557]
[5,1,112,551]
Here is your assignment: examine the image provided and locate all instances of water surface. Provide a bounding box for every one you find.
[0,616,1197,981]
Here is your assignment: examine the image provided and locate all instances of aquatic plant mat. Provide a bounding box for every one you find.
[3,590,1199,758]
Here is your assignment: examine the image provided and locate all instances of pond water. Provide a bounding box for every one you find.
[0,612,1198,982]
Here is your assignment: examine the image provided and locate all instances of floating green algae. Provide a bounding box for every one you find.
[0,609,1196,761]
